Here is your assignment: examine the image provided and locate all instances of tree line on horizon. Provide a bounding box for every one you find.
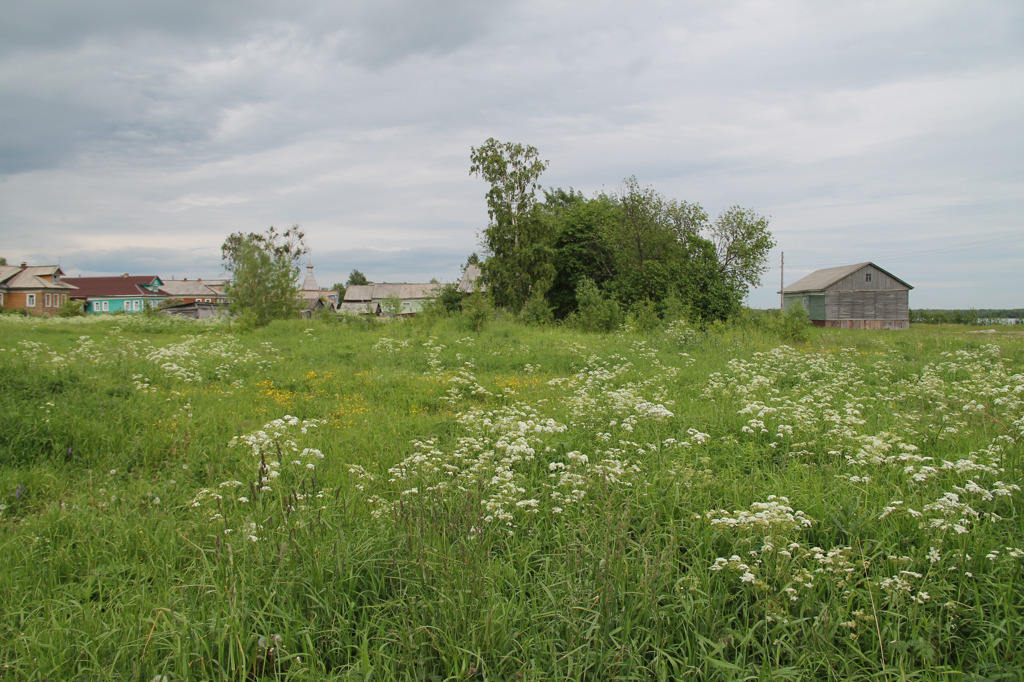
[215,138,776,328]
[910,308,1023,324]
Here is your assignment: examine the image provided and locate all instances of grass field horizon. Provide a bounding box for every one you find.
[1,313,1022,680]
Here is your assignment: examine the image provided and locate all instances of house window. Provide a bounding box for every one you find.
[27,294,36,307]
[865,272,872,283]
[45,294,52,307]
[101,301,109,312]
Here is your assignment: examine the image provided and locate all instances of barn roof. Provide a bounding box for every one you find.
[342,283,439,302]
[782,262,913,293]
[343,284,376,302]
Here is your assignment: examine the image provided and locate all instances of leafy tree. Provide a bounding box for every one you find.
[221,226,307,328]
[382,294,402,317]
[604,177,683,309]
[470,138,554,311]
[56,298,85,317]
[0,257,6,265]
[674,230,739,321]
[346,269,369,287]
[708,206,776,299]
[567,277,621,332]
[545,190,617,318]
[538,179,740,323]
[462,281,493,332]
[434,282,465,314]
[520,289,553,326]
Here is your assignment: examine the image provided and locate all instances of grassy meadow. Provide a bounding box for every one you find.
[0,313,1022,680]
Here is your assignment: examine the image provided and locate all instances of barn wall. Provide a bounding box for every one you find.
[826,290,909,322]
[824,319,910,330]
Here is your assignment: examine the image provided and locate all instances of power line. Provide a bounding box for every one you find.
[782,231,1024,271]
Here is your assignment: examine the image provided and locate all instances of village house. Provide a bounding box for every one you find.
[159,278,228,304]
[781,262,913,330]
[159,300,229,319]
[63,274,167,314]
[340,282,440,316]
[0,263,78,316]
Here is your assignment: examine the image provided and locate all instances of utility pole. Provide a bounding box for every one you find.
[780,252,784,310]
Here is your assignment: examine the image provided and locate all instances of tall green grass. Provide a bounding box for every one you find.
[0,314,1021,679]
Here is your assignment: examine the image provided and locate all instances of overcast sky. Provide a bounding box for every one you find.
[1,0,1021,308]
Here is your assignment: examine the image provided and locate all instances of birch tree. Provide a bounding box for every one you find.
[469,138,553,311]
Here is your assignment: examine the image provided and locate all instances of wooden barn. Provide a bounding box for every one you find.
[781,262,913,330]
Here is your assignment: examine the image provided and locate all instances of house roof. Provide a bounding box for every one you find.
[159,279,225,298]
[782,262,913,293]
[0,265,77,291]
[63,275,166,298]
[342,283,439,302]
[343,284,376,301]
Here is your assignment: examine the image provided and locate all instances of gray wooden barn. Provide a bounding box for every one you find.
[781,262,913,330]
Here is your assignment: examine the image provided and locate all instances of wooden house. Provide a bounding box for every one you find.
[63,274,167,313]
[159,300,229,319]
[159,278,228,304]
[781,262,912,330]
[340,283,439,316]
[0,264,77,316]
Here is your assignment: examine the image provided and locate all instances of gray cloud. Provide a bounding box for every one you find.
[1,0,1022,309]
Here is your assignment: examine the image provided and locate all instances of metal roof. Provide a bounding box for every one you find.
[781,262,913,293]
[343,284,376,302]
[159,279,225,298]
[0,265,77,291]
[62,275,166,298]
[343,283,439,302]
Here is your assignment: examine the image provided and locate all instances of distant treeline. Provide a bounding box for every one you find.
[910,309,1023,324]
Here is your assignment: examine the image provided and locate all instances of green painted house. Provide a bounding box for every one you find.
[63,275,167,314]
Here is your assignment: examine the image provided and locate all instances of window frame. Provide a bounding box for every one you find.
[26,293,36,307]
